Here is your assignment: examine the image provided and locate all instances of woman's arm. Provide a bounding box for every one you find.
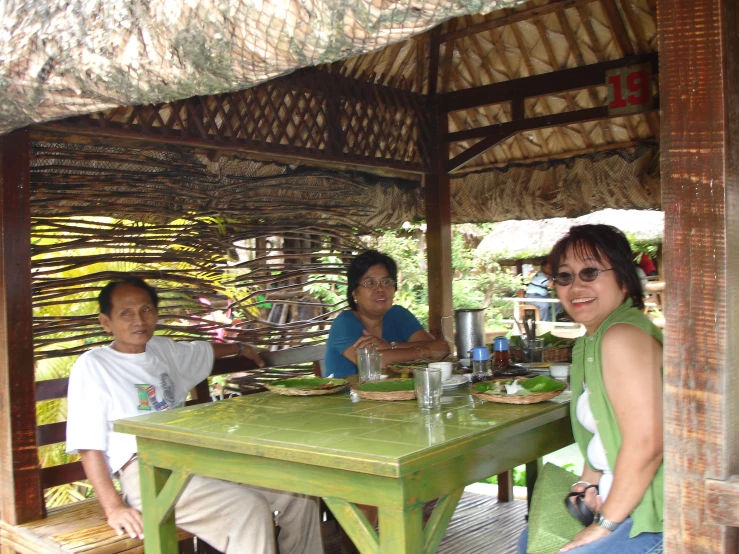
[561,323,663,551]
[348,328,449,365]
[597,324,663,521]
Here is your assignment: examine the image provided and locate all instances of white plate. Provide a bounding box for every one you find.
[442,375,469,389]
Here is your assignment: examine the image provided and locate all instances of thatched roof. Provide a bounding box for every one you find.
[476,208,664,259]
[4,0,659,180]
[7,0,662,358]
[1,0,526,135]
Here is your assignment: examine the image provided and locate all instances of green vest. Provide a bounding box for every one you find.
[570,299,664,537]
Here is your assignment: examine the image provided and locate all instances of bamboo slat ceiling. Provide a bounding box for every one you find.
[319,0,659,171]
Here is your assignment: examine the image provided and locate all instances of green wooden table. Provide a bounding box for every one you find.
[115,388,573,554]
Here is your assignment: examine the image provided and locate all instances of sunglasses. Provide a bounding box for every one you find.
[553,267,613,286]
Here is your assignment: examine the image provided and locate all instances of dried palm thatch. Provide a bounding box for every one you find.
[5,0,660,178]
[451,144,660,222]
[476,207,664,259]
[30,137,424,227]
[0,0,528,134]
[30,138,432,359]
[11,0,663,362]
[32,216,363,360]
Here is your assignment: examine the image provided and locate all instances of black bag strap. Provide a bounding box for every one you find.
[563,484,598,526]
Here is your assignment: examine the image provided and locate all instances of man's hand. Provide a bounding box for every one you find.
[239,343,265,367]
[107,504,144,539]
[79,450,144,540]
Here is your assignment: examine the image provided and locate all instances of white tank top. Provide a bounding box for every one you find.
[576,383,613,500]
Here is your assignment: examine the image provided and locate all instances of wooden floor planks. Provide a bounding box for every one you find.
[322,492,528,554]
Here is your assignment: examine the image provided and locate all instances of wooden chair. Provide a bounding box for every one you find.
[1,344,327,554]
[0,374,200,554]
[514,303,542,323]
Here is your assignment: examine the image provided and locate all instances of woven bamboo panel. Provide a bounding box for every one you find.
[48,71,433,172]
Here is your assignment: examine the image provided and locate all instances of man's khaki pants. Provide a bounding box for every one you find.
[120,461,323,554]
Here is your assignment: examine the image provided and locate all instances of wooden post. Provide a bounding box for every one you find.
[658,0,739,551]
[0,129,42,524]
[425,26,453,340]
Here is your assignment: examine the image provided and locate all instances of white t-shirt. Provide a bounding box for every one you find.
[66,336,214,474]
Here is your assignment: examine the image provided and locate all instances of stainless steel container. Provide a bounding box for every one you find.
[453,308,486,358]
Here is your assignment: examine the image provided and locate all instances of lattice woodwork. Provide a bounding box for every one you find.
[44,72,433,174]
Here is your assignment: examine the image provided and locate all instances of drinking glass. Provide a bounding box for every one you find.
[414,367,442,410]
[357,348,382,383]
[522,338,544,363]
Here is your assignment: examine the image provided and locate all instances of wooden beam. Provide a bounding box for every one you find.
[448,106,609,143]
[454,140,654,171]
[440,0,597,43]
[446,103,659,172]
[706,476,739,528]
[439,53,658,113]
[446,128,517,173]
[658,0,739,551]
[425,28,452,341]
[0,129,42,524]
[600,0,634,57]
[424,167,453,340]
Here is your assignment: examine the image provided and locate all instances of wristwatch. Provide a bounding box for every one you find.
[593,511,621,532]
[390,341,397,349]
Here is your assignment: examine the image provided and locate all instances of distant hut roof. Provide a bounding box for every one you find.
[476,208,664,260]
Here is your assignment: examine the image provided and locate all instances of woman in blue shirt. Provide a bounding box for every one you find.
[324,250,449,378]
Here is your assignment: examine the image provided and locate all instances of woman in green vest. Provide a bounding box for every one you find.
[520,224,663,553]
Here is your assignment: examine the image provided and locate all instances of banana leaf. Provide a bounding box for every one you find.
[270,378,347,389]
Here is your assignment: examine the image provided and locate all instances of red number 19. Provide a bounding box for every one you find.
[626,70,649,105]
[609,70,650,109]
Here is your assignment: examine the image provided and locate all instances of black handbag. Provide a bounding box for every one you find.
[564,484,599,526]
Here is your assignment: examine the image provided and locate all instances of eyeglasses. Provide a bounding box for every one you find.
[359,278,396,289]
[553,268,614,286]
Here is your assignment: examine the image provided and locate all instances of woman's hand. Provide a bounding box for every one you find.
[568,481,602,513]
[353,330,390,351]
[559,524,612,552]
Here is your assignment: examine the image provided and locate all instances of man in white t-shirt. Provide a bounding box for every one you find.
[66,276,323,554]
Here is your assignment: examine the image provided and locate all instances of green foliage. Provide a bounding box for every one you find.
[482,462,575,487]
[452,243,525,328]
[363,223,526,329]
[302,253,347,308]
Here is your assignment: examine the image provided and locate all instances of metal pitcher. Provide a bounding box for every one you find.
[442,308,486,358]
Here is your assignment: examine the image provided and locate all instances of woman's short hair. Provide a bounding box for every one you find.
[99,276,159,316]
[548,224,644,310]
[346,250,398,310]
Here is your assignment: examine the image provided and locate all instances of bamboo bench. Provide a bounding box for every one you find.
[0,344,326,554]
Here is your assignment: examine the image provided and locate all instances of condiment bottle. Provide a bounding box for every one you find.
[470,346,492,383]
[493,337,510,370]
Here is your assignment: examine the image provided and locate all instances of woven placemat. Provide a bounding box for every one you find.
[470,378,564,404]
[263,379,347,396]
[351,378,416,401]
[385,362,427,376]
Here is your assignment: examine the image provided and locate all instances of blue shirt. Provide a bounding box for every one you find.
[324,305,424,378]
[526,271,550,296]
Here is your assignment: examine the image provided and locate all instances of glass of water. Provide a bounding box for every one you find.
[357,348,382,383]
[414,367,442,410]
